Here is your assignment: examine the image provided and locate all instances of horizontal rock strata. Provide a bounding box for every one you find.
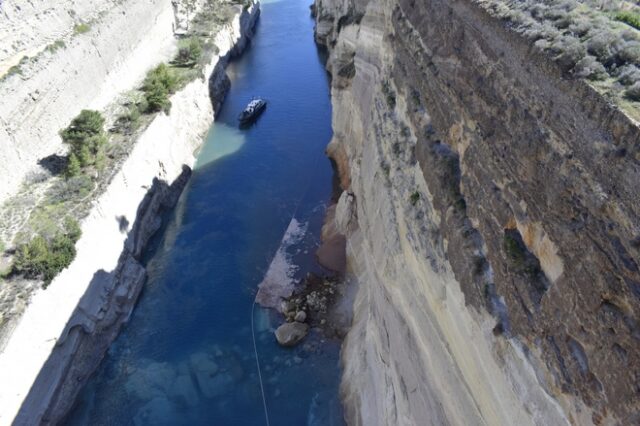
[314,0,640,423]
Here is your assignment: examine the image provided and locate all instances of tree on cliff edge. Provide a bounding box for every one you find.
[60,109,107,174]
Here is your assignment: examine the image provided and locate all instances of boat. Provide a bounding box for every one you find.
[238,98,267,125]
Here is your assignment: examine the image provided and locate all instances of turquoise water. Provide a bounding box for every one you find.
[66,1,343,424]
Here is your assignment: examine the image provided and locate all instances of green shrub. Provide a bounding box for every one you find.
[65,153,81,178]
[74,23,91,34]
[142,64,178,113]
[45,40,66,53]
[617,64,640,85]
[615,11,640,31]
[144,82,171,113]
[409,191,420,206]
[381,80,396,109]
[574,55,608,80]
[175,38,203,66]
[503,232,526,264]
[48,175,95,203]
[13,218,82,287]
[64,216,82,241]
[143,64,179,93]
[60,110,107,171]
[6,63,24,78]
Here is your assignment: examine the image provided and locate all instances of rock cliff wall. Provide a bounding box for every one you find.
[315,0,640,424]
[0,4,259,424]
[0,0,205,206]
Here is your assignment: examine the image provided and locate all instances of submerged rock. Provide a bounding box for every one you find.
[169,374,199,407]
[204,373,235,399]
[189,352,225,398]
[125,361,176,401]
[275,322,309,347]
[133,397,180,426]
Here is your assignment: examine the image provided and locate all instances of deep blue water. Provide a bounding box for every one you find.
[66,1,342,424]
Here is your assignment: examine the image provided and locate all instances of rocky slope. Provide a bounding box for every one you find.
[314,0,640,424]
[0,3,259,424]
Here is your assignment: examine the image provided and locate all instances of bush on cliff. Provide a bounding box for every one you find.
[615,11,640,30]
[625,81,640,100]
[174,37,203,67]
[60,110,107,175]
[13,217,82,287]
[142,64,179,113]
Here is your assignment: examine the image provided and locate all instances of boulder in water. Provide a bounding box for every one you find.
[295,310,307,322]
[275,322,309,347]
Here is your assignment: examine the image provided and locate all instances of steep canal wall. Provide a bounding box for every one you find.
[314,0,640,423]
[0,4,260,424]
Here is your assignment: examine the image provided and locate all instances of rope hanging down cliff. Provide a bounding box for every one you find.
[251,301,271,426]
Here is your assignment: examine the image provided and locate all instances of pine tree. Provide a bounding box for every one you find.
[65,153,81,178]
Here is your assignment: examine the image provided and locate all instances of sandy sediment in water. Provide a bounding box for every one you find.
[256,218,307,310]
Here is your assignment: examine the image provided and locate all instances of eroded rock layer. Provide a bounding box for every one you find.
[314,0,640,423]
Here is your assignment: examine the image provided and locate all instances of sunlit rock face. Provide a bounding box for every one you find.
[0,0,207,206]
[314,0,640,424]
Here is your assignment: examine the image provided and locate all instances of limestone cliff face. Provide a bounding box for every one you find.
[314,0,640,424]
[0,0,206,206]
[0,4,259,424]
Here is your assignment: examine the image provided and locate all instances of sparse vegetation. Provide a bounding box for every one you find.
[60,110,107,176]
[503,232,526,264]
[45,40,66,53]
[615,10,640,30]
[381,162,390,179]
[174,37,203,67]
[1,0,243,296]
[3,56,31,81]
[6,65,23,77]
[481,0,640,105]
[112,103,143,135]
[409,191,421,206]
[13,217,81,287]
[625,81,640,100]
[142,64,179,113]
[382,80,396,109]
[503,230,542,277]
[73,23,91,34]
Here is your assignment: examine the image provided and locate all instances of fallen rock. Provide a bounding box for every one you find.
[280,300,295,314]
[295,310,307,322]
[275,322,309,347]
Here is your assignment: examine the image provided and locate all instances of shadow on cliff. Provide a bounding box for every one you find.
[14,166,192,425]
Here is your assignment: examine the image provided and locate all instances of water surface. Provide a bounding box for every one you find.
[67,0,342,424]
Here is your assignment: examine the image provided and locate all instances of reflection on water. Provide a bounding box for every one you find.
[66,0,343,425]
